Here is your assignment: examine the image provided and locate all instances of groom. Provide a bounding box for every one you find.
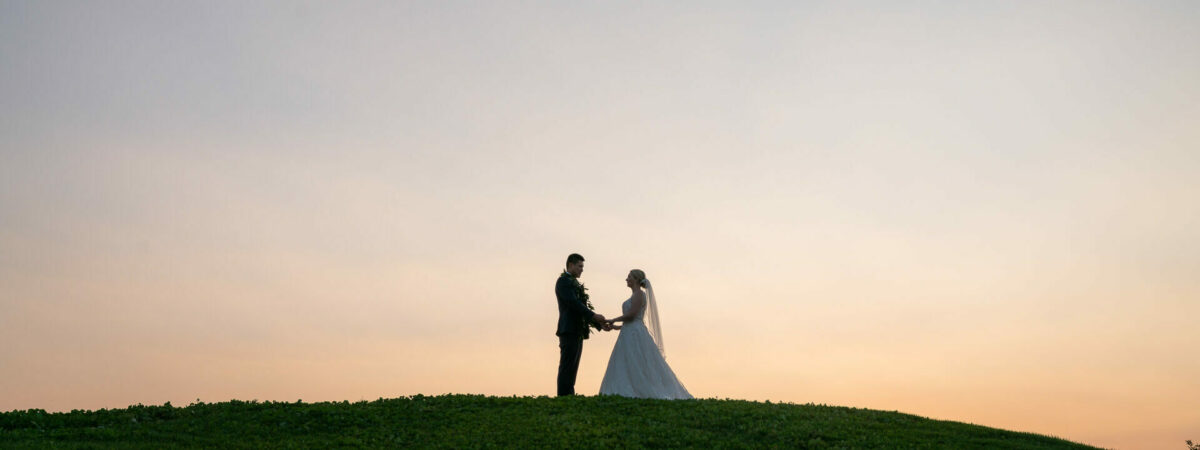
[555,253,607,396]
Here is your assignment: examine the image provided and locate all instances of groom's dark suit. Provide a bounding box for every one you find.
[556,273,595,396]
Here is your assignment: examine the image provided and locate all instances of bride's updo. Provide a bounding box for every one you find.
[630,269,648,287]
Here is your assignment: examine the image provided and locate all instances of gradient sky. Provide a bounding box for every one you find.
[2,1,1198,449]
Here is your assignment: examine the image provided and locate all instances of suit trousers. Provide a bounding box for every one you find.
[557,335,584,396]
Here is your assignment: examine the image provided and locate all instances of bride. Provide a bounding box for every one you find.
[598,269,692,399]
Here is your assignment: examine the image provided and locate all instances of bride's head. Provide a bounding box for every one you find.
[625,269,648,289]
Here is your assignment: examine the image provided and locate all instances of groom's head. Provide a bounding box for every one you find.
[566,253,585,278]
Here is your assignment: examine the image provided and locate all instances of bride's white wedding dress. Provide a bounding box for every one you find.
[598,294,692,399]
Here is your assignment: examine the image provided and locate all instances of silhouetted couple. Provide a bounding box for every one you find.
[555,253,691,399]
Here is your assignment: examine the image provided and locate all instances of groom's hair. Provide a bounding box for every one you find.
[566,253,585,267]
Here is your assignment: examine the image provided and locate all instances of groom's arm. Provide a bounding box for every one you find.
[556,278,601,322]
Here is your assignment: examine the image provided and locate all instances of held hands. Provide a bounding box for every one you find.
[593,314,621,332]
[603,319,621,331]
[592,314,608,332]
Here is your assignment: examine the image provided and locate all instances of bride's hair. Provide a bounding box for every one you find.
[630,269,648,287]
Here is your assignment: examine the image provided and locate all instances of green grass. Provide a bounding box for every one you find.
[0,394,1097,449]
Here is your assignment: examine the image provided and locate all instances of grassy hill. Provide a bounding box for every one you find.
[0,394,1098,448]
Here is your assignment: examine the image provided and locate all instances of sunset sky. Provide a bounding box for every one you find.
[1,2,1197,449]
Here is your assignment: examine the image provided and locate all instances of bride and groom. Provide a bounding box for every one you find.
[555,253,692,399]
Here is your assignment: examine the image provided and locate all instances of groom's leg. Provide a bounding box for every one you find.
[557,336,582,396]
[569,338,583,392]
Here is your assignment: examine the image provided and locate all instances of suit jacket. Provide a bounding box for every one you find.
[556,273,595,338]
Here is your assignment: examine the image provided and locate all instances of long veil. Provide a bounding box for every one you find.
[642,279,666,358]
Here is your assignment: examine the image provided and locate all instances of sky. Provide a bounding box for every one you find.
[1,1,1198,448]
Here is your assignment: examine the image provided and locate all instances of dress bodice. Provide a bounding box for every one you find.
[622,298,644,322]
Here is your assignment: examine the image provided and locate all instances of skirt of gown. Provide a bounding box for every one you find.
[598,319,692,399]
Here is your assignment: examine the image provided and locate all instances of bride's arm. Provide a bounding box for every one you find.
[608,292,646,323]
